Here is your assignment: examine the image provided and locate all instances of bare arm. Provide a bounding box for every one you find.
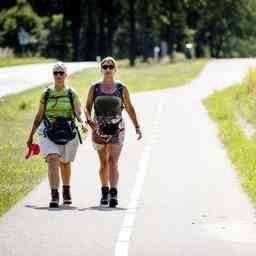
[26,102,45,147]
[122,85,142,140]
[84,86,98,130]
[74,101,83,123]
[74,101,89,133]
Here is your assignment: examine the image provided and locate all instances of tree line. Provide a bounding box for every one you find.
[0,0,256,65]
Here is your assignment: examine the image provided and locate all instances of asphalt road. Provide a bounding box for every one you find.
[0,61,97,97]
[1,59,256,256]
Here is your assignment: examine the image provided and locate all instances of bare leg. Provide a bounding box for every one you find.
[46,153,60,207]
[46,153,60,190]
[96,145,109,186]
[60,162,71,186]
[108,144,122,188]
[60,162,72,204]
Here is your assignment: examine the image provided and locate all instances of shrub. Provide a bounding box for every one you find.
[243,68,256,96]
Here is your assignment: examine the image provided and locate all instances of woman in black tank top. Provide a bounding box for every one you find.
[84,56,142,208]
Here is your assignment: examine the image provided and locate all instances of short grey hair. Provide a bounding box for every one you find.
[53,62,67,74]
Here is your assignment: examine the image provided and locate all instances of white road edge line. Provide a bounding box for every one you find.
[115,146,151,256]
[115,96,165,256]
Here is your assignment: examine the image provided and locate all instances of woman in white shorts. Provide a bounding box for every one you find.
[26,62,84,208]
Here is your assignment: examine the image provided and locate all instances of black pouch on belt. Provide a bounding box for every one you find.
[44,117,76,145]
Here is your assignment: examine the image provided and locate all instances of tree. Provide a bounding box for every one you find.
[0,0,44,54]
[188,0,256,58]
[137,0,157,61]
[128,0,136,66]
[157,0,188,59]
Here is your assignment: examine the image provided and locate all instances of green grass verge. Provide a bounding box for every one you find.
[70,59,208,96]
[0,57,56,68]
[204,84,256,206]
[0,59,208,216]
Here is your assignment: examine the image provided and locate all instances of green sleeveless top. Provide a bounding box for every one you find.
[40,87,80,123]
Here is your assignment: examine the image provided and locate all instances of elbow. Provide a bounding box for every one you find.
[84,107,88,115]
[84,106,91,114]
[36,112,43,121]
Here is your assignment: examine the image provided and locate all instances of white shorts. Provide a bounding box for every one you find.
[39,134,79,163]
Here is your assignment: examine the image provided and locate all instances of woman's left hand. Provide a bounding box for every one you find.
[81,122,88,133]
[88,119,98,130]
[136,127,142,140]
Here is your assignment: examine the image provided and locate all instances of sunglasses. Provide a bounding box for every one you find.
[53,71,65,76]
[102,65,115,70]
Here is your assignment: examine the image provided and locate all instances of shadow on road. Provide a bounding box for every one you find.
[78,206,128,212]
[25,204,128,212]
[25,204,78,211]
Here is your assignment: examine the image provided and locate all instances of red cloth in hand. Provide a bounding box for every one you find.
[25,144,40,159]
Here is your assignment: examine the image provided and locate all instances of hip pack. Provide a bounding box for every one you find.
[97,117,122,136]
[44,117,76,145]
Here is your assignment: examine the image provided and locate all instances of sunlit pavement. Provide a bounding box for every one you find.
[1,59,256,255]
[0,61,97,97]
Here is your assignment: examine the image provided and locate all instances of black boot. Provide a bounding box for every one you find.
[63,185,72,205]
[49,189,59,208]
[100,186,109,206]
[109,187,118,208]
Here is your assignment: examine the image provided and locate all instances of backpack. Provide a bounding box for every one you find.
[43,88,82,145]
[93,82,124,111]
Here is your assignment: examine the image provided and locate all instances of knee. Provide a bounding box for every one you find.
[61,162,70,168]
[108,156,117,169]
[100,159,108,170]
[46,153,60,163]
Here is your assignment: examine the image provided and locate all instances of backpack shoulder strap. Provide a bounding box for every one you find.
[93,81,101,103]
[67,88,76,120]
[67,88,83,144]
[116,82,123,95]
[44,88,51,104]
[116,82,124,105]
[42,88,51,127]
[43,88,51,117]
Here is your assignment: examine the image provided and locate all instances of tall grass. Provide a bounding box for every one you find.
[244,68,256,96]
[204,68,256,205]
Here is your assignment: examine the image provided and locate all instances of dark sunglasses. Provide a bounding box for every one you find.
[53,71,65,76]
[102,65,115,70]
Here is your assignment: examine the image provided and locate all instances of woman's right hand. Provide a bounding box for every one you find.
[26,135,33,147]
[136,127,142,140]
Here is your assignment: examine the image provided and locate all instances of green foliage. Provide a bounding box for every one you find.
[1,0,256,61]
[41,14,73,61]
[204,81,256,206]
[0,88,46,216]
[244,68,256,97]
[0,0,44,54]
[222,37,256,58]
[189,0,256,57]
